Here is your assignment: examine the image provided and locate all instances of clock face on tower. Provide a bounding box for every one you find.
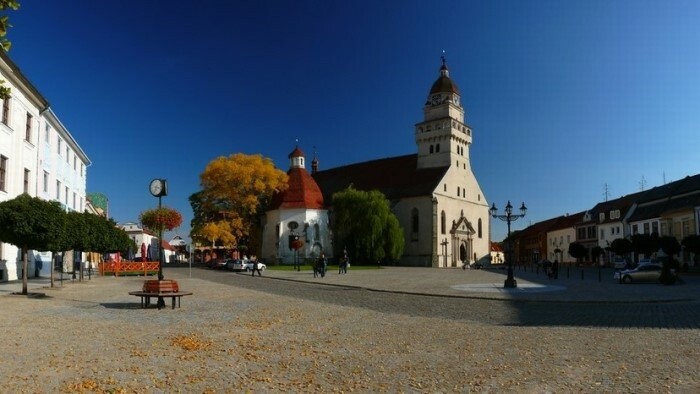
[431,94,441,105]
[149,179,167,197]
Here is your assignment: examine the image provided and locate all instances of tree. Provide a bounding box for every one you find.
[332,186,404,264]
[194,153,288,251]
[631,233,659,261]
[0,1,20,99]
[609,238,633,257]
[0,194,66,294]
[682,235,700,265]
[568,242,587,262]
[591,246,604,264]
[658,236,681,285]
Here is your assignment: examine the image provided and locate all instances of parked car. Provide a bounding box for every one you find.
[225,259,244,271]
[212,259,228,270]
[638,258,659,266]
[614,263,663,284]
[613,258,629,269]
[243,261,266,272]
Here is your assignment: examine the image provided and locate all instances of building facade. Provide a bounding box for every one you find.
[0,51,91,281]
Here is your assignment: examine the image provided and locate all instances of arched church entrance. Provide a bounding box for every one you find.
[459,244,467,267]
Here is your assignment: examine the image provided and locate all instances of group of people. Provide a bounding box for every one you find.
[313,249,350,278]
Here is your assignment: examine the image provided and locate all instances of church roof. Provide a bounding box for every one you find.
[312,154,448,203]
[429,60,460,95]
[269,166,324,210]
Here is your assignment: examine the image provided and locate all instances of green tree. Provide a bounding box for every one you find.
[631,233,659,261]
[0,194,65,294]
[568,242,587,262]
[658,236,681,285]
[609,238,633,257]
[0,1,20,99]
[681,235,700,265]
[591,245,604,264]
[332,186,404,264]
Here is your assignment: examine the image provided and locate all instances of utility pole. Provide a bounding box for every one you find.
[639,176,647,191]
[603,183,610,202]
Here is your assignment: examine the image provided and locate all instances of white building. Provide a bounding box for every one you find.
[0,51,90,281]
[261,147,332,264]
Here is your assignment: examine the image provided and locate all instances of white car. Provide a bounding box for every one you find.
[243,261,266,272]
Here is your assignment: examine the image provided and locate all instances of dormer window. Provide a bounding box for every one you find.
[599,212,605,222]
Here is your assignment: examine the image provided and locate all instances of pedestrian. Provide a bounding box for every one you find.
[251,260,262,277]
[320,253,327,277]
[340,249,348,274]
[313,258,320,278]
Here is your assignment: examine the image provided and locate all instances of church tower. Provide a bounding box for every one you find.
[415,56,473,169]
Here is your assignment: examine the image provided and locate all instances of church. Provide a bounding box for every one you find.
[261,58,491,267]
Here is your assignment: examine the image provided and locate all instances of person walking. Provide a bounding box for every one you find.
[320,253,327,278]
[552,259,559,279]
[251,260,262,277]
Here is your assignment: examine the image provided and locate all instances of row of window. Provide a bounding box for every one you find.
[417,120,471,136]
[2,97,85,177]
[0,155,83,211]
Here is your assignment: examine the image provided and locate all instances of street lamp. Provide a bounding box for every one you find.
[490,201,527,288]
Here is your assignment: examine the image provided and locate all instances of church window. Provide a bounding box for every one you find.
[478,218,483,238]
[478,194,481,201]
[436,144,440,152]
[443,184,447,192]
[314,224,320,241]
[457,186,460,196]
[468,129,471,136]
[429,145,434,153]
[411,208,419,240]
[441,211,446,234]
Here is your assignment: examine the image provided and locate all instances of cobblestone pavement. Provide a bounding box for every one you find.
[0,266,699,392]
[198,267,700,329]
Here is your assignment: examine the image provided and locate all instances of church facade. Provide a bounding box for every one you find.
[262,59,490,267]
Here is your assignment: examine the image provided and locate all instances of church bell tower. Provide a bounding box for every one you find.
[415,57,473,169]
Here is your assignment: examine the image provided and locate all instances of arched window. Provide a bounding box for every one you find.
[441,211,446,234]
[436,144,440,152]
[429,145,434,153]
[314,223,320,240]
[478,218,483,238]
[411,208,419,240]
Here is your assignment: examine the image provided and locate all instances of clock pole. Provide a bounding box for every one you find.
[158,193,164,281]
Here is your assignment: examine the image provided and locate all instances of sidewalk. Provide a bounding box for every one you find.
[254,265,700,303]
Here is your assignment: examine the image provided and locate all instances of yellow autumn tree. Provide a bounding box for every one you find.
[192,153,288,249]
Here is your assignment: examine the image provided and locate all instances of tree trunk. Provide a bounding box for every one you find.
[22,245,28,295]
[50,252,56,288]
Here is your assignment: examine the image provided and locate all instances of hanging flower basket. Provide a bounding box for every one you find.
[139,207,183,233]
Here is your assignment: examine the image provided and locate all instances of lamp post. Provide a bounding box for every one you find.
[490,201,527,288]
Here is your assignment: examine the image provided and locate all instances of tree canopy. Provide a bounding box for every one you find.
[631,233,659,259]
[192,153,288,249]
[608,238,633,257]
[568,242,587,261]
[0,194,65,294]
[332,186,404,264]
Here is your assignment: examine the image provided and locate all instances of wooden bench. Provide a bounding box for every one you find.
[129,279,191,309]
[129,290,193,309]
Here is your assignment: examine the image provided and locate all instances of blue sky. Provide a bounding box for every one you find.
[7,1,700,243]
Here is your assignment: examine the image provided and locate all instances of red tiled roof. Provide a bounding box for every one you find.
[269,167,324,210]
